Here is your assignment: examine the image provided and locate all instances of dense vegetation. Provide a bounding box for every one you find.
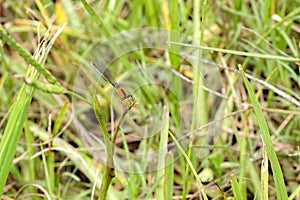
[0,0,299,199]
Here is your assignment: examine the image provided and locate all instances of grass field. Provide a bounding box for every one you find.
[0,0,300,199]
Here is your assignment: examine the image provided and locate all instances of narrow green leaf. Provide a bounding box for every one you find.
[92,94,114,200]
[169,42,300,62]
[288,184,300,200]
[53,101,69,136]
[164,153,174,200]
[79,0,111,37]
[0,85,34,196]
[239,65,288,200]
[169,131,208,200]
[231,174,243,200]
[156,105,169,200]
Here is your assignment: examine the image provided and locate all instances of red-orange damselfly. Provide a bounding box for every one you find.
[91,61,135,107]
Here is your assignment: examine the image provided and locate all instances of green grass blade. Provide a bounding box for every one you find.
[169,0,180,70]
[23,123,38,197]
[164,152,174,200]
[53,101,69,136]
[239,65,288,199]
[169,131,208,200]
[169,42,300,62]
[238,126,248,200]
[79,0,111,37]
[0,85,35,196]
[231,174,243,200]
[288,184,300,200]
[156,105,169,200]
[92,94,114,200]
[41,144,54,197]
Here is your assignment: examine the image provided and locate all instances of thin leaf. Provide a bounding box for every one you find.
[239,65,288,200]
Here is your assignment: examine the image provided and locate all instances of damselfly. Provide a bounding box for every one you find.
[91,61,135,107]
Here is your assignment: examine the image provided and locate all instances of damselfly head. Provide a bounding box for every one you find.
[121,96,136,109]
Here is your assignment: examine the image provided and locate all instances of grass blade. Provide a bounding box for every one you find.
[156,105,169,200]
[0,84,34,196]
[164,152,174,200]
[169,131,208,200]
[239,65,288,199]
[231,174,243,200]
[169,42,300,63]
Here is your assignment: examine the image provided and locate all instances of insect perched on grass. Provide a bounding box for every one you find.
[91,61,136,108]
